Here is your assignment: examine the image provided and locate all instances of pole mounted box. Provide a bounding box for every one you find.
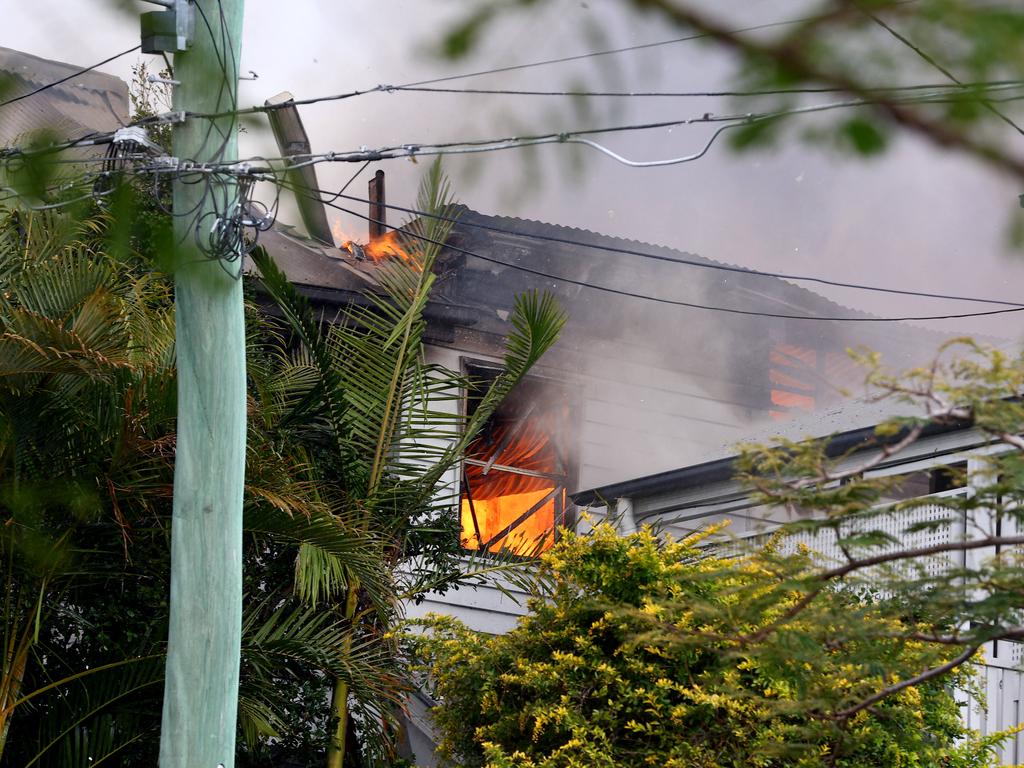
[141,0,194,53]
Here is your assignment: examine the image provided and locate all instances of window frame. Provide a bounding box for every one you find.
[458,355,578,555]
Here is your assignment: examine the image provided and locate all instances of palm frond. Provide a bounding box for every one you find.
[239,599,405,743]
[247,245,356,490]
[243,504,392,613]
[19,656,163,768]
[294,542,350,607]
[407,289,567,505]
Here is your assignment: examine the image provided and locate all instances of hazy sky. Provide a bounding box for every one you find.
[7,0,1024,341]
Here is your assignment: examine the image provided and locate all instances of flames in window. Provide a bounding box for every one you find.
[460,374,572,555]
[769,344,860,421]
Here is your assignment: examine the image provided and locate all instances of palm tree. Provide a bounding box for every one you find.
[249,161,566,767]
[0,206,177,762]
[0,199,404,765]
[0,161,563,766]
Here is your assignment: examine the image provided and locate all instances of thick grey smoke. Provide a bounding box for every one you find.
[7,0,1023,485]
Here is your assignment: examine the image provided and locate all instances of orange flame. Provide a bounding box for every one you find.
[341,230,421,269]
[460,408,569,555]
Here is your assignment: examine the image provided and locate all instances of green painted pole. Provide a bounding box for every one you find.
[158,2,247,766]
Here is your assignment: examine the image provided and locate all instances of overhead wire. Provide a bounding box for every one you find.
[172,1,921,121]
[6,5,1016,310]
[384,80,1024,100]
[0,44,142,110]
[867,12,1024,139]
[0,174,99,207]
[314,188,1024,309]
[0,130,118,161]
[393,0,916,90]
[306,192,1024,324]
[207,82,1024,172]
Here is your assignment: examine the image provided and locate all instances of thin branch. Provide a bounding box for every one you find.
[813,421,927,485]
[832,643,980,720]
[637,0,1024,180]
[817,534,1024,582]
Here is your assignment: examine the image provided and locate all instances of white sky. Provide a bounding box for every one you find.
[6,0,1024,340]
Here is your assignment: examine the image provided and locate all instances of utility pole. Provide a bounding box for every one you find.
[142,2,248,766]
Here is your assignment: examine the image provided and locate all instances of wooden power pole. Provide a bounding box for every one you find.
[144,1,248,765]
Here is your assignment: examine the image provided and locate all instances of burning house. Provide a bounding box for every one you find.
[0,66,946,578]
[256,167,948,575]
[4,52,1001,762]
[254,173,962,765]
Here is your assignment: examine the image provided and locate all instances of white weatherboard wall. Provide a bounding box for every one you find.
[964,658,1024,765]
[403,570,531,635]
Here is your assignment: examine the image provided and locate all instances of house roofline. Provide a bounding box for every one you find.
[571,416,974,507]
[250,279,486,329]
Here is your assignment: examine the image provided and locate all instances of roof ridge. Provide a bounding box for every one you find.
[456,206,904,324]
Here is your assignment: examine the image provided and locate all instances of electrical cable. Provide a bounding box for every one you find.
[385,80,1024,100]
[313,196,1024,324]
[328,161,371,204]
[394,1,916,90]
[0,175,98,207]
[319,189,1024,309]
[0,130,117,161]
[868,12,1024,139]
[0,184,115,211]
[212,83,1024,173]
[175,1,920,121]
[0,45,142,109]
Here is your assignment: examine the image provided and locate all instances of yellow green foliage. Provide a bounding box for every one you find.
[411,524,1005,768]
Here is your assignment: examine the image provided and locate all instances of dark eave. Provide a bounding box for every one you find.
[249,276,485,335]
[571,416,975,507]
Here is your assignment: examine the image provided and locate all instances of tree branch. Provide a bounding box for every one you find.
[832,643,981,720]
[634,0,1024,180]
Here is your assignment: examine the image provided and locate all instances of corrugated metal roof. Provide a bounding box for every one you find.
[0,46,129,148]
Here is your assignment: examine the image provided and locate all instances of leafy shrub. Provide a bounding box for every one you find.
[412,523,1008,768]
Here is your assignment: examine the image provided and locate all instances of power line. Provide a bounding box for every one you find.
[0,130,118,162]
[177,3,918,121]
[212,84,1024,173]
[312,196,1024,324]
[0,45,142,109]
[385,80,1024,100]
[395,1,917,90]
[318,189,1024,309]
[868,13,1024,139]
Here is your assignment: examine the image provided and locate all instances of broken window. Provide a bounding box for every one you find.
[768,343,862,421]
[460,365,573,555]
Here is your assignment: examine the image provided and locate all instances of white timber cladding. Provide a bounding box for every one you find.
[402,564,531,635]
[422,336,750,495]
[576,425,1024,765]
[963,662,1024,765]
[411,332,753,631]
[573,357,749,490]
[419,345,464,512]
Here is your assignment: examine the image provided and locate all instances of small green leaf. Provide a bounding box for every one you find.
[839,117,888,156]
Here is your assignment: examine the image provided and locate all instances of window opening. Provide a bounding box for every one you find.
[460,366,573,555]
[876,462,967,506]
[768,344,860,422]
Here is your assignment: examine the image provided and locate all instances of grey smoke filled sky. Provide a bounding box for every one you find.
[6,0,1024,346]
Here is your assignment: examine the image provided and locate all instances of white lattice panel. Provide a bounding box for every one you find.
[787,500,961,579]
[715,490,968,581]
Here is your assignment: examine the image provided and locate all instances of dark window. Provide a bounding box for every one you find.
[877,462,967,505]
